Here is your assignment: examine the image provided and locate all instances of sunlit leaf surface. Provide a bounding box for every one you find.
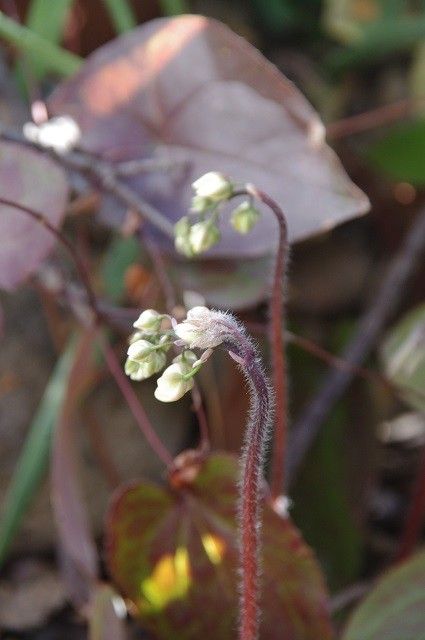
[106,453,333,639]
[49,15,369,258]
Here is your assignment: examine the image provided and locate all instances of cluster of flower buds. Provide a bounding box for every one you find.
[174,171,261,257]
[124,309,170,381]
[125,306,227,402]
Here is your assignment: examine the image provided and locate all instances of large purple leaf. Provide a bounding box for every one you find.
[0,142,68,290]
[48,15,369,258]
[105,453,333,640]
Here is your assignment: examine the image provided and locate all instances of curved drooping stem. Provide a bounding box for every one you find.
[232,186,289,497]
[219,318,273,640]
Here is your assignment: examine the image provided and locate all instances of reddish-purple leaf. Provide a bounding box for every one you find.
[0,142,68,290]
[48,15,369,258]
[106,453,333,640]
[51,328,100,606]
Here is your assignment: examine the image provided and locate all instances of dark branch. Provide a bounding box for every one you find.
[288,206,425,484]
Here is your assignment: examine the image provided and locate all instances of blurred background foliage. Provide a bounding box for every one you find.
[0,0,424,637]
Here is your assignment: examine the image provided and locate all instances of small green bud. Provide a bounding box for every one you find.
[125,351,166,381]
[230,201,260,234]
[190,194,214,214]
[174,216,195,257]
[189,221,220,255]
[173,350,198,366]
[127,338,155,361]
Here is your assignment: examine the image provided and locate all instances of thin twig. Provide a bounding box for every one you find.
[0,197,99,319]
[114,156,180,176]
[326,96,425,140]
[288,207,425,485]
[247,321,425,406]
[143,235,177,311]
[0,128,175,238]
[99,337,174,467]
[0,196,175,466]
[287,331,392,390]
[190,385,210,453]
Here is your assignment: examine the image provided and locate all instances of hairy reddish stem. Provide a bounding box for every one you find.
[245,185,289,497]
[239,354,271,640]
[326,96,424,140]
[220,318,272,640]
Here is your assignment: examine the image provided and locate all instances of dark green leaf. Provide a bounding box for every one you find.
[101,236,140,302]
[102,0,137,34]
[0,337,77,567]
[366,120,425,185]
[23,0,73,79]
[0,10,81,77]
[342,550,425,640]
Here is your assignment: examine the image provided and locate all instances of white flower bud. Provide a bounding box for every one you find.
[125,351,166,381]
[124,358,141,380]
[127,339,154,361]
[190,194,214,214]
[129,331,145,344]
[133,309,163,333]
[188,221,220,255]
[174,306,224,349]
[154,362,194,402]
[173,350,198,366]
[192,172,233,201]
[230,201,260,234]
[23,115,80,154]
[174,216,194,257]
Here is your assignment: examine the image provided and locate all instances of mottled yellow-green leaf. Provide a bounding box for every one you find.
[106,453,333,640]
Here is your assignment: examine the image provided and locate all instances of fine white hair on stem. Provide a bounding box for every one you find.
[210,310,274,640]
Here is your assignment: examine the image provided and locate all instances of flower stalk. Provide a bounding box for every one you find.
[197,314,273,640]
[245,184,289,498]
[124,306,273,640]
[231,332,273,640]
[174,172,290,496]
